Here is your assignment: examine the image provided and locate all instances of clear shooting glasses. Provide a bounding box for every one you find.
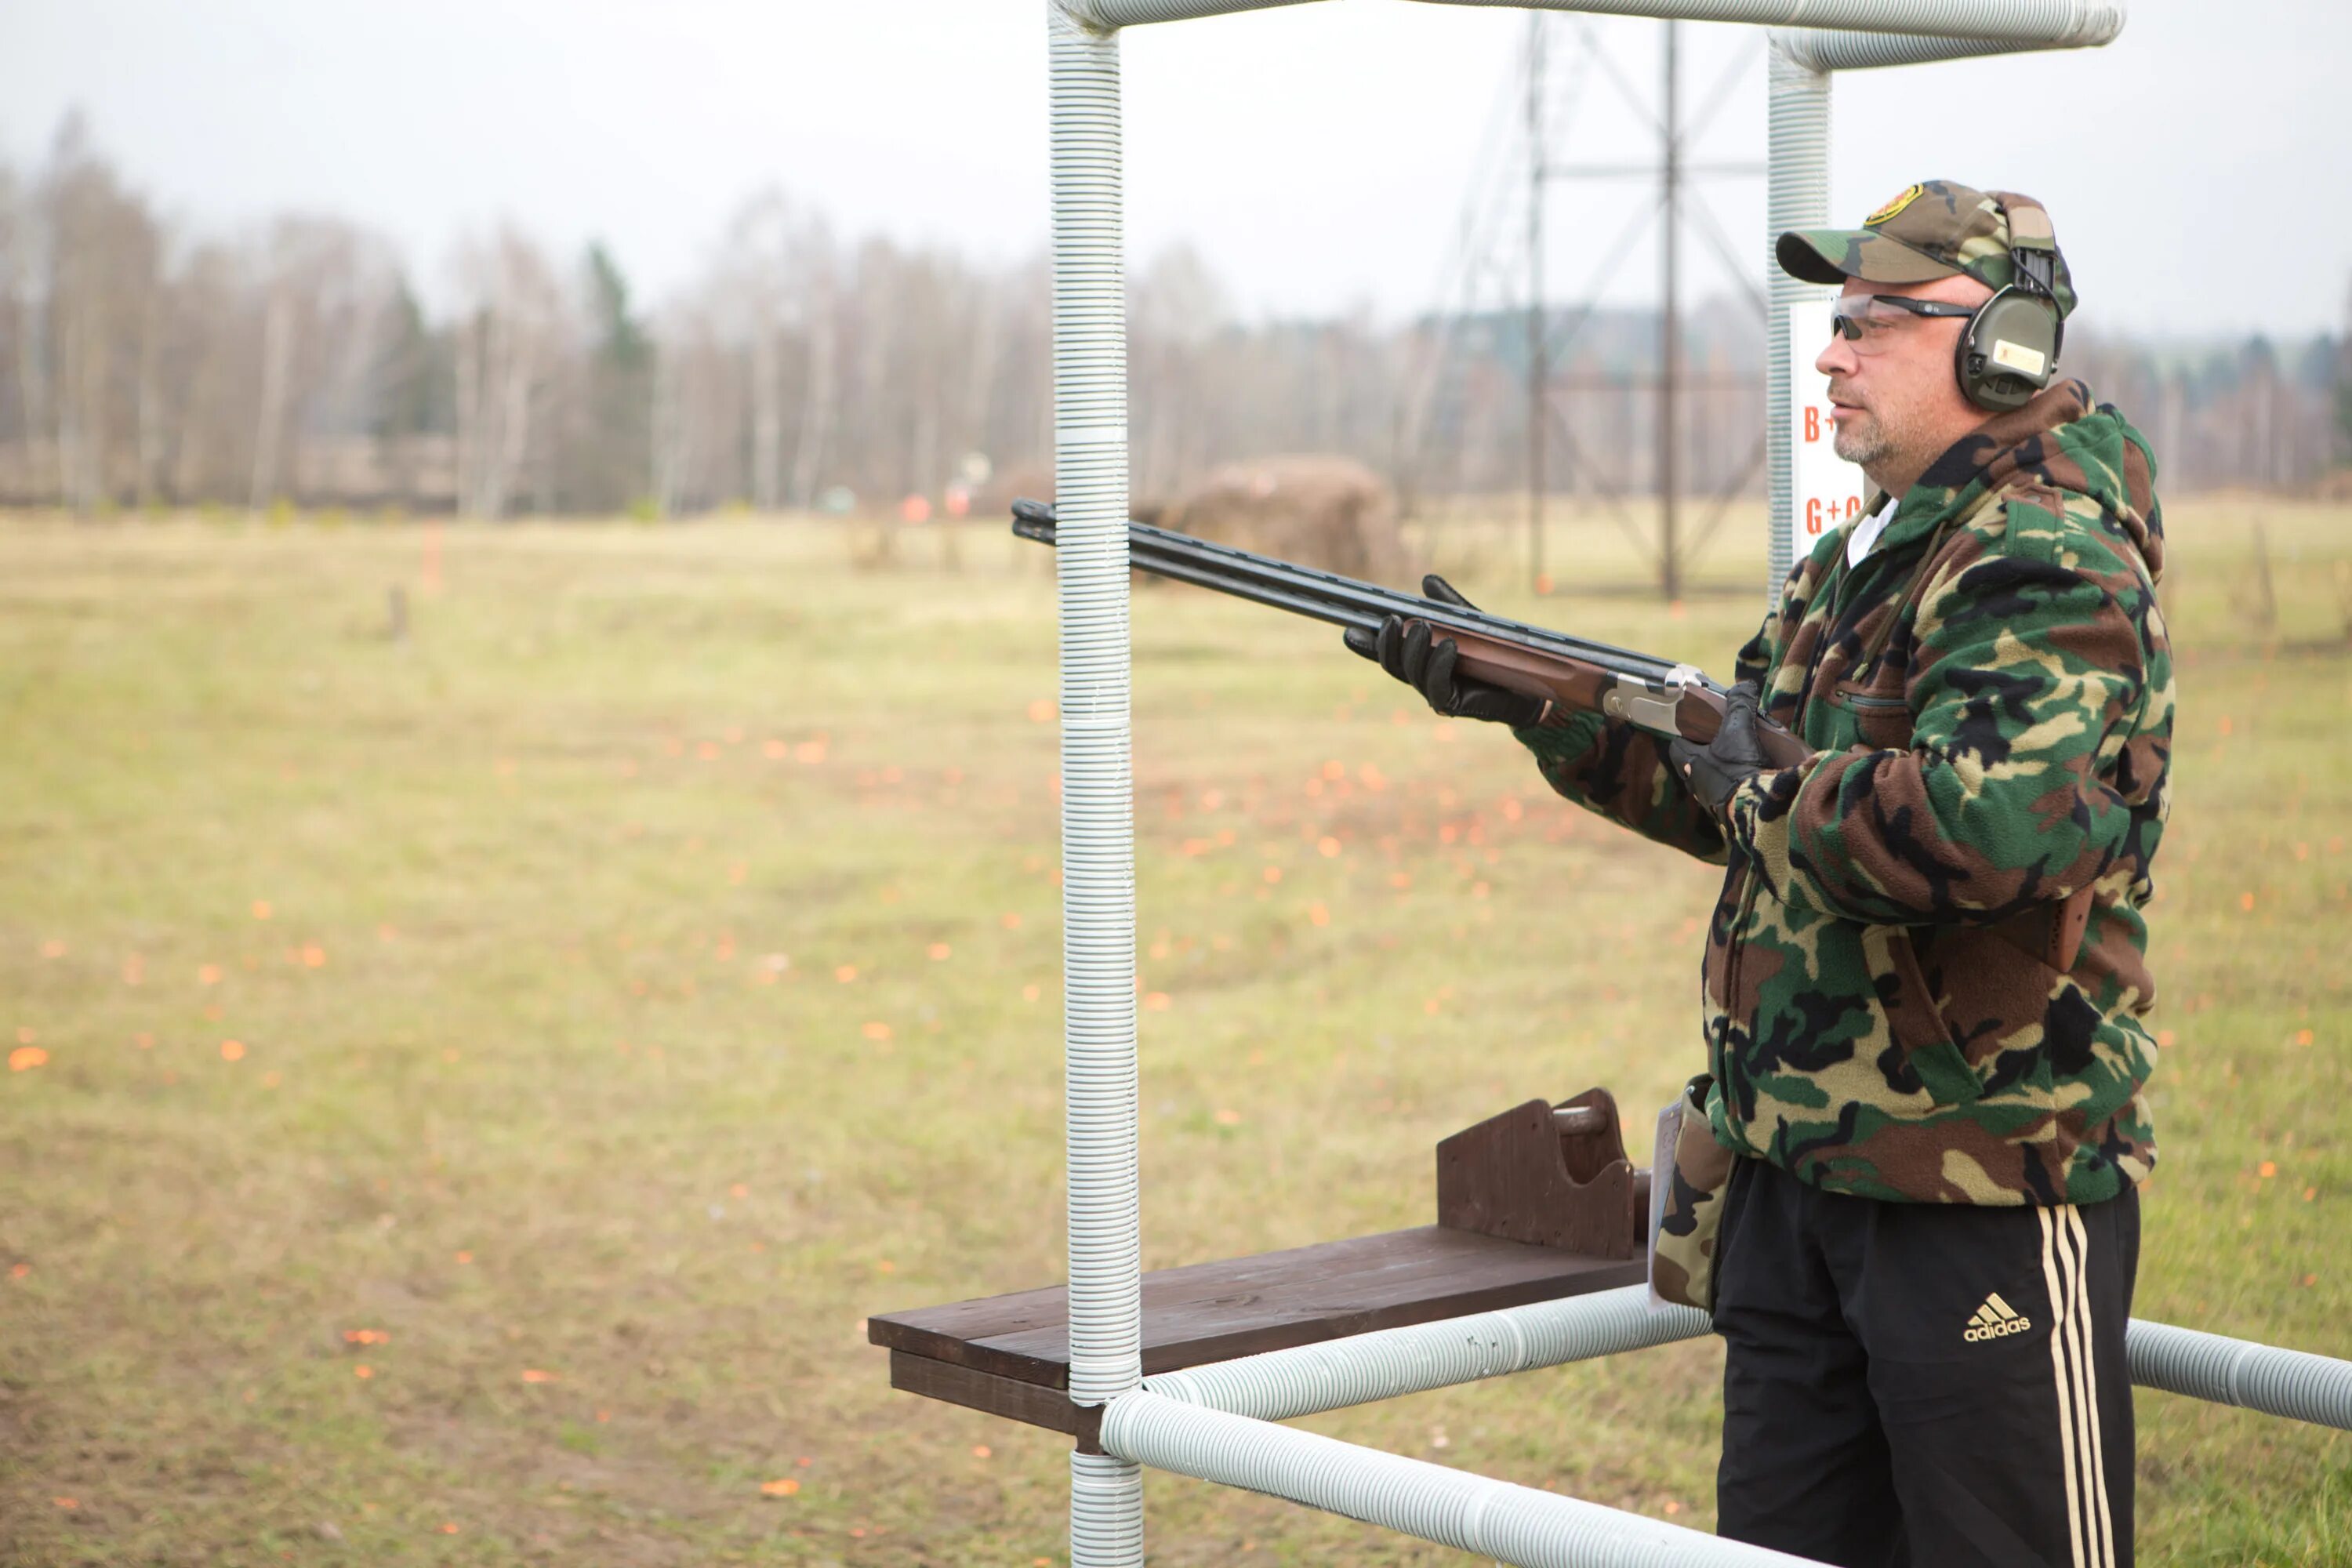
[1828,292,1977,354]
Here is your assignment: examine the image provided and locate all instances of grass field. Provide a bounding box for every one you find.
[2,499,2348,1565]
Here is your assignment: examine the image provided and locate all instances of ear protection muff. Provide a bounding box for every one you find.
[1955,193,2064,412]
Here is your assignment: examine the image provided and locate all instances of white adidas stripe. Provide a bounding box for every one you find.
[2038,1204,2118,1568]
[2057,1212,2095,1568]
[2037,1207,2088,1568]
[2068,1204,2118,1568]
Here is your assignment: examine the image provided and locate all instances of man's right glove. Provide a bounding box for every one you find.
[1666,679,1766,815]
[1341,575,1548,728]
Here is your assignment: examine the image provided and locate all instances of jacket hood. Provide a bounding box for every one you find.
[1893,378,2165,585]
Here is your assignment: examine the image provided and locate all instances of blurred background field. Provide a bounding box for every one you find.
[2,497,2348,1566]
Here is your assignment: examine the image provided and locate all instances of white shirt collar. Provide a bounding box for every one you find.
[1846,495,1900,568]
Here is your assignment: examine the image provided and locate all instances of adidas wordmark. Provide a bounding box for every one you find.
[1963,1291,2033,1342]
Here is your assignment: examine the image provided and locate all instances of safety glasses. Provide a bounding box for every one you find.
[1828,293,1976,354]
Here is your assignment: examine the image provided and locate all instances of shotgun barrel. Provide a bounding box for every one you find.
[1010,499,1690,688]
[1009,498,1816,771]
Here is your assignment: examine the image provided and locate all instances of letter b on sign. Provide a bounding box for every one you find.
[1788,299,1864,568]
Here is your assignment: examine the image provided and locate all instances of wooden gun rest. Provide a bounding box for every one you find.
[868,1087,1650,1449]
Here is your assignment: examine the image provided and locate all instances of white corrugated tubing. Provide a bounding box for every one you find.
[1410,0,2120,39]
[1105,1390,1826,1566]
[1051,5,1145,1564]
[1148,1285,1709,1421]
[1049,0,1144,1415]
[1098,1285,2349,1568]
[1066,0,2122,39]
[1125,1284,2352,1435]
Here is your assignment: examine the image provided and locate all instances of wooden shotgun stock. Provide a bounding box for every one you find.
[1421,623,1813,769]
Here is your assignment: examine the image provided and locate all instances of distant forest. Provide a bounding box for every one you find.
[2,112,2347,518]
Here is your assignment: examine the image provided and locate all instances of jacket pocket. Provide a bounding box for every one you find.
[1830,677,1914,751]
[1911,925,2072,1102]
[1649,1074,1737,1312]
[1869,924,1983,1106]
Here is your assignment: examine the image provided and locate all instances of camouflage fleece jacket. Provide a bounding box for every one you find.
[1516,380,2172,1206]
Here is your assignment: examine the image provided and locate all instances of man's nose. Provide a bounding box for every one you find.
[1816,329,1858,380]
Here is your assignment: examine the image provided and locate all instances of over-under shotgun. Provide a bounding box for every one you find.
[1010,499,1810,768]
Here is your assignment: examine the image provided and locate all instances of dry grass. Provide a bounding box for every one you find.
[0,499,2346,1565]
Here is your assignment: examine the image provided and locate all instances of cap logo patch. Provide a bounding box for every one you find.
[1865,184,1924,227]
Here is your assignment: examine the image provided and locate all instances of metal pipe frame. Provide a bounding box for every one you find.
[1092,1287,2352,1568]
[1127,1284,2352,1434]
[1104,1388,1829,1566]
[1065,0,2125,40]
[1048,5,1146,1563]
[1042,4,2132,1564]
[1417,0,2122,38]
[1762,37,1830,598]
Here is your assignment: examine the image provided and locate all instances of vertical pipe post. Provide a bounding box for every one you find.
[1071,1449,1146,1565]
[1763,41,1829,604]
[1048,2,1144,1563]
[1525,13,1546,594]
[1658,19,1680,601]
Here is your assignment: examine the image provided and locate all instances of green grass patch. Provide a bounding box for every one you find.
[2,502,2347,1563]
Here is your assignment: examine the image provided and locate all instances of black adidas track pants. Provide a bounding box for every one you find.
[1712,1158,2139,1568]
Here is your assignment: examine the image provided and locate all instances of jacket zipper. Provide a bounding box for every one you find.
[1721,522,1924,1149]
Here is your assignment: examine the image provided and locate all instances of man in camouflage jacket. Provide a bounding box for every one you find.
[1355,181,2169,1568]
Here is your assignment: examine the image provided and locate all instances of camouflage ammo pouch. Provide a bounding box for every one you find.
[1648,1073,1740,1313]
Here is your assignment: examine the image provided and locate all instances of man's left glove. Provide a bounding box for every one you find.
[1342,575,1548,728]
[1667,680,1766,815]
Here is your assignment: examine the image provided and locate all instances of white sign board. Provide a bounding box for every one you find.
[1788,297,1867,565]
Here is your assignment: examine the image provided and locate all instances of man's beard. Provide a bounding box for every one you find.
[1830,387,1900,470]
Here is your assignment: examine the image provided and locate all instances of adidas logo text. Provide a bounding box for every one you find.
[1962,1291,2032,1343]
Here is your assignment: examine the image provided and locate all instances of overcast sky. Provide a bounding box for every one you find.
[5,0,2347,342]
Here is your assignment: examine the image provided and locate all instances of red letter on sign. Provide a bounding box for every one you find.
[1806,498,1823,535]
[1803,406,1820,443]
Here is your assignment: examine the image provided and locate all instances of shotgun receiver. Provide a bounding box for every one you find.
[1010,499,1812,769]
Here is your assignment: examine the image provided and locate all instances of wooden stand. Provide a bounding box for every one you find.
[869,1087,1650,1446]
[1436,1087,1646,1258]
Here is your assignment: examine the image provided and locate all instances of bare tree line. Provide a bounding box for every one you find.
[0,115,1058,520]
[0,114,2345,520]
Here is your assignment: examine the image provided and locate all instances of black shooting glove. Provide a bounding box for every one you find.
[1341,575,1547,728]
[1668,679,1766,815]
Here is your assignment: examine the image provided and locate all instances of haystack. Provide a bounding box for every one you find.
[1138,455,1406,582]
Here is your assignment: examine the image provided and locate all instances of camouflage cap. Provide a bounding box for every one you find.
[1777,179,2076,318]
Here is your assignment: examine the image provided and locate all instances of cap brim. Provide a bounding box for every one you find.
[1776,228,1962,287]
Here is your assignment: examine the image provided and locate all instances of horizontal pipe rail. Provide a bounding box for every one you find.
[1061,0,1322,31]
[1102,1388,1828,1566]
[1412,0,2119,42]
[1105,1289,2349,1567]
[1141,1284,2352,1434]
[1770,18,2119,68]
[1149,1285,1708,1423]
[2127,1319,2352,1432]
[1069,0,2124,46]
